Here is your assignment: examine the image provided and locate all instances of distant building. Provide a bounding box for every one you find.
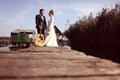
[54,26,69,46]
[0,37,10,47]
[54,25,62,37]
[54,26,63,45]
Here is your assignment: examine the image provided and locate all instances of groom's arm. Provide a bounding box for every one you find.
[44,16,47,29]
[35,15,39,28]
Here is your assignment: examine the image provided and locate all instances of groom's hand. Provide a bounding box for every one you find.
[39,26,43,30]
[47,27,50,31]
[45,26,47,30]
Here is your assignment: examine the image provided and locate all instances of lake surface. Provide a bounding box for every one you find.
[0,46,71,52]
[0,47,10,51]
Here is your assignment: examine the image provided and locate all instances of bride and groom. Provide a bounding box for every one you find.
[35,9,58,47]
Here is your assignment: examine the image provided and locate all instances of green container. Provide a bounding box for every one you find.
[11,33,20,42]
[20,32,24,42]
[11,32,29,42]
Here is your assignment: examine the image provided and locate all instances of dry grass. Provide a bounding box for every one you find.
[65,3,120,61]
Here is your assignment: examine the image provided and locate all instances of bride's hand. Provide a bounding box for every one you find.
[47,27,50,31]
[46,27,50,35]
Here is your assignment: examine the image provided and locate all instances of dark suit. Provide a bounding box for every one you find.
[35,14,47,34]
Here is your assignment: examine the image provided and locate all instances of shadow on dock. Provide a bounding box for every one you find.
[78,49,120,64]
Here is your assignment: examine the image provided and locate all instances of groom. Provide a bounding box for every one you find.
[35,9,47,36]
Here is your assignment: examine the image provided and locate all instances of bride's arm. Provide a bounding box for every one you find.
[48,16,54,30]
[48,16,54,31]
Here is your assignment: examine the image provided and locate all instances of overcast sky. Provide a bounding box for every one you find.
[0,0,119,36]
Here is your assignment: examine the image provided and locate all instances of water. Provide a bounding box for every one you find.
[0,46,71,52]
[0,47,21,51]
[0,47,10,51]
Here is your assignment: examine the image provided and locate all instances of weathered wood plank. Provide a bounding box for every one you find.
[0,46,120,80]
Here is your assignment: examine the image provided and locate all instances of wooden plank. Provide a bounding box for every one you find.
[0,46,120,80]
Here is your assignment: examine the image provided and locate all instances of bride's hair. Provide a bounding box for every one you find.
[49,10,54,15]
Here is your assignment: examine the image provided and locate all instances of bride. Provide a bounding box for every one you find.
[41,10,58,47]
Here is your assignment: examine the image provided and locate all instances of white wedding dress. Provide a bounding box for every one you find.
[41,16,58,47]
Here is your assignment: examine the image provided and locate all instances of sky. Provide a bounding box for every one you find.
[0,0,119,37]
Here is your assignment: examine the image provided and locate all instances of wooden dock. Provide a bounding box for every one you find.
[0,46,120,80]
